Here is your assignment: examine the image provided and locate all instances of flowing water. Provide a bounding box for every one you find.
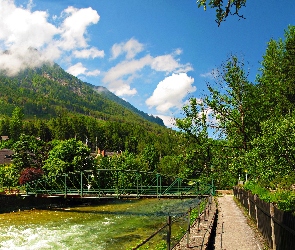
[0,198,200,250]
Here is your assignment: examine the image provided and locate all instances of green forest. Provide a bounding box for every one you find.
[0,25,295,212]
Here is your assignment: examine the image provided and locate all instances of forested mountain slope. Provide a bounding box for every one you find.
[0,63,164,126]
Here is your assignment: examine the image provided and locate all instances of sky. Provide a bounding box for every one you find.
[0,0,295,128]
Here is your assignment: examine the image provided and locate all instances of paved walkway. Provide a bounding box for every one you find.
[214,195,262,250]
[174,195,264,249]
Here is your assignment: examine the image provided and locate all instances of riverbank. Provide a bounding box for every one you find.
[0,194,116,213]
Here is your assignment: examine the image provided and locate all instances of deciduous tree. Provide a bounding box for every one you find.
[43,138,93,177]
[256,25,295,120]
[9,107,24,141]
[197,0,246,26]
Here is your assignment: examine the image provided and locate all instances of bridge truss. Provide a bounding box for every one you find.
[25,169,215,198]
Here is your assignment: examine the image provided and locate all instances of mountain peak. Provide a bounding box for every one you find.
[0,63,165,127]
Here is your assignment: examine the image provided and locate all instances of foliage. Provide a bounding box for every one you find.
[0,138,14,149]
[9,107,24,141]
[205,56,257,149]
[157,154,185,178]
[240,115,295,187]
[2,108,176,158]
[19,167,44,185]
[140,144,159,172]
[0,115,10,136]
[0,164,19,188]
[244,181,295,212]
[43,138,94,177]
[256,26,295,121]
[176,55,256,188]
[11,134,47,170]
[196,0,246,26]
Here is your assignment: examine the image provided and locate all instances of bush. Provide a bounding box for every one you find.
[244,181,295,212]
[19,167,44,185]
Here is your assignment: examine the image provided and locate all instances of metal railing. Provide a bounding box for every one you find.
[132,196,214,250]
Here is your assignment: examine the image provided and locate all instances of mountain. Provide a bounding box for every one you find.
[93,86,164,126]
[0,63,165,127]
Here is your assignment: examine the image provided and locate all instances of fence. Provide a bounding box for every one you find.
[132,196,215,250]
[234,187,295,250]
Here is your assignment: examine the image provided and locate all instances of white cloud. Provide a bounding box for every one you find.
[173,48,183,56]
[151,55,180,72]
[0,1,58,49]
[0,1,102,75]
[104,39,193,97]
[103,55,152,83]
[200,68,219,79]
[66,62,86,76]
[111,38,144,60]
[59,6,99,50]
[67,62,100,77]
[108,79,137,96]
[85,69,100,76]
[25,0,34,10]
[73,47,104,59]
[146,73,196,113]
[156,115,176,128]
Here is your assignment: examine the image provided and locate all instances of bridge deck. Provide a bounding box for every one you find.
[36,193,207,199]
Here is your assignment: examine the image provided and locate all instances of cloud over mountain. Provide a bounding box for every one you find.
[0,1,102,75]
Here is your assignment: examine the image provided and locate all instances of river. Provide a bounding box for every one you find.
[0,197,200,250]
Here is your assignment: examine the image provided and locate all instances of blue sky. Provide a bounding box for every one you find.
[1,1,295,127]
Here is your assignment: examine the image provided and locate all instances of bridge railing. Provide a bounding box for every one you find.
[24,169,215,197]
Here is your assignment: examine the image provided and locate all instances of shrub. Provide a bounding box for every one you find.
[19,167,44,185]
[244,181,295,212]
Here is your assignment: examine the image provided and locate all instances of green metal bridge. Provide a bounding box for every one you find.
[25,169,215,198]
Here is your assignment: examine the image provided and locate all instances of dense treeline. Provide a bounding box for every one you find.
[0,108,174,155]
[0,106,208,189]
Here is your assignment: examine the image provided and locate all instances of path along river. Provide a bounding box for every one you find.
[0,197,200,250]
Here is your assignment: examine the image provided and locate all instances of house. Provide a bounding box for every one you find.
[0,149,14,165]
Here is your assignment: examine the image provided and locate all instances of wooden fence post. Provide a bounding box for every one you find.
[270,203,276,249]
[247,191,251,216]
[197,204,201,231]
[254,194,258,228]
[187,208,191,247]
[167,215,171,250]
